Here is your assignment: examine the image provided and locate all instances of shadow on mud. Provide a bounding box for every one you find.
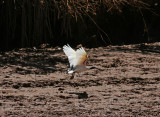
[109,43,160,54]
[0,48,66,74]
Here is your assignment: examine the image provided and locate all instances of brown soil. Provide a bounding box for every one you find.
[0,42,160,117]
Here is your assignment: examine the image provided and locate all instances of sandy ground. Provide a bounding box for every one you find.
[0,42,160,117]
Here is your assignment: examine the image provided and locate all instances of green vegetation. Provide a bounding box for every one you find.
[0,0,160,50]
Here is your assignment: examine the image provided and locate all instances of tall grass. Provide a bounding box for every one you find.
[0,0,159,50]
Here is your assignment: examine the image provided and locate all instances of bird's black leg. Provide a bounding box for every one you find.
[70,73,75,79]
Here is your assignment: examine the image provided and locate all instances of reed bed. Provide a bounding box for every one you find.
[0,0,159,50]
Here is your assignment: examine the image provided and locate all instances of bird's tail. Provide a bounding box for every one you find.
[68,69,74,74]
[68,65,74,74]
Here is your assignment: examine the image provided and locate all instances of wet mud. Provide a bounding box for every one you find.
[0,43,160,116]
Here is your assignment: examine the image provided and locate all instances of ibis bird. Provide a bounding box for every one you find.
[63,44,95,79]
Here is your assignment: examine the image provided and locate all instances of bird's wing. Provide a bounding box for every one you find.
[75,47,88,66]
[63,44,76,67]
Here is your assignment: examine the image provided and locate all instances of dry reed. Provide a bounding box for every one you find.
[0,0,159,50]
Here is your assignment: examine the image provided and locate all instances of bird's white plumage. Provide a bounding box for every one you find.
[63,44,76,67]
[63,44,88,74]
[76,47,87,65]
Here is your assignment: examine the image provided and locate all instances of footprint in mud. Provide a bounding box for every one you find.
[69,91,88,99]
[12,82,31,89]
[59,92,88,99]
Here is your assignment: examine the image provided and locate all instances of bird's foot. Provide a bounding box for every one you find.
[70,73,75,79]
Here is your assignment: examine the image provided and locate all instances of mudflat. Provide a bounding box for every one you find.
[0,43,160,116]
